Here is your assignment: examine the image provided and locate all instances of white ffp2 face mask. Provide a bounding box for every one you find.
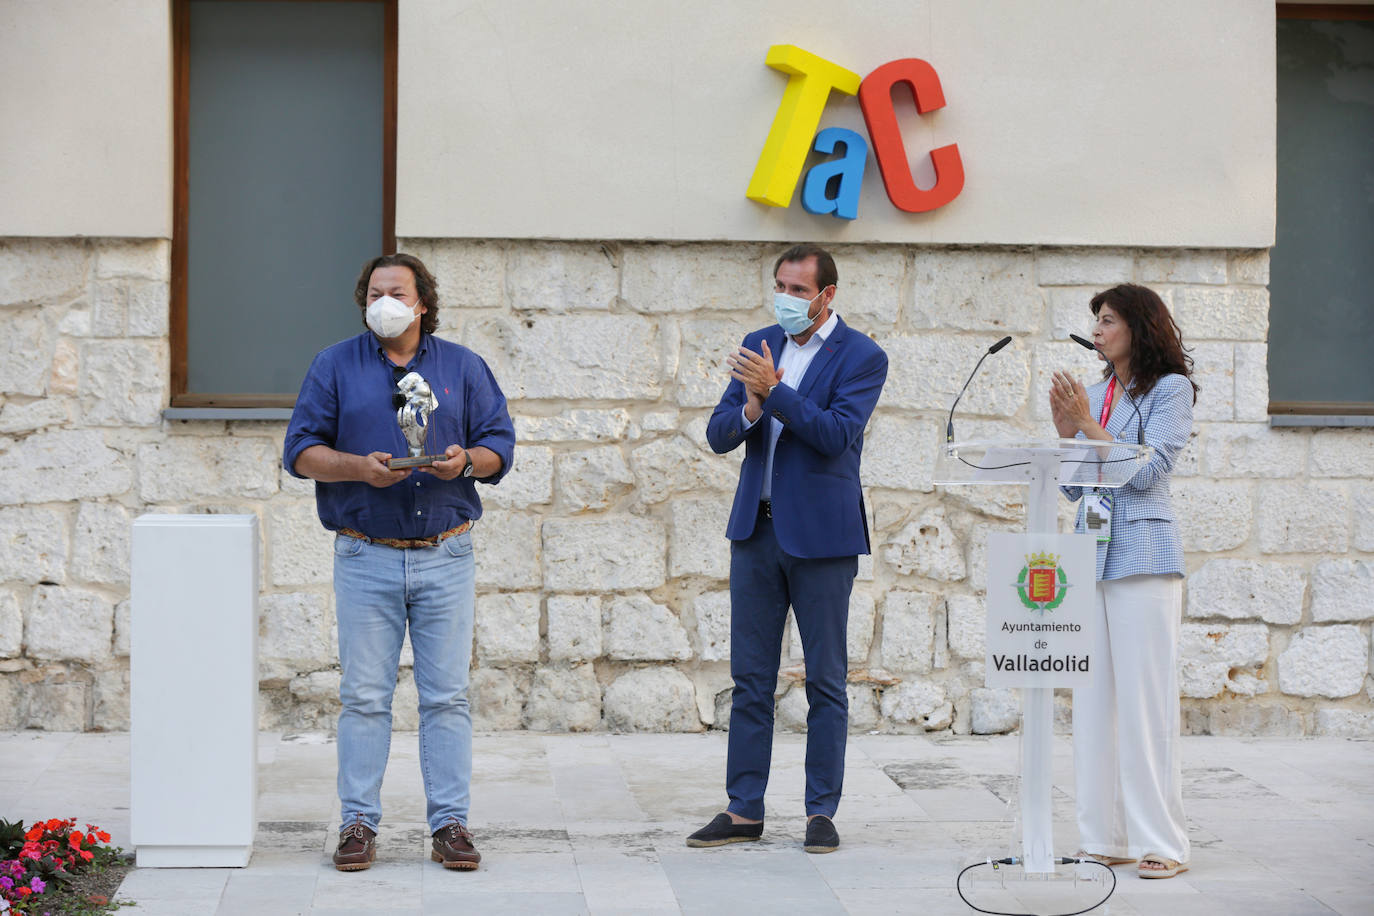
[365,295,419,339]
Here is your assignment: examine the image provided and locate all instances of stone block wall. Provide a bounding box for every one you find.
[0,237,1370,736]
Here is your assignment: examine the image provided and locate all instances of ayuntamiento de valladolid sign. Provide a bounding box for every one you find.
[985,533,1098,689]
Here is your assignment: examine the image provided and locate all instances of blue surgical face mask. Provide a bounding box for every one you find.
[773,290,822,335]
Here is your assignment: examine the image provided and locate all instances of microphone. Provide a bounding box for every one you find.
[946,336,1014,443]
[1066,335,1142,445]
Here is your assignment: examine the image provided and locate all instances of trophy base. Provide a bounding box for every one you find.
[387,454,446,470]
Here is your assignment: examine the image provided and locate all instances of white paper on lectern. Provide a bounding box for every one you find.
[985,532,1097,688]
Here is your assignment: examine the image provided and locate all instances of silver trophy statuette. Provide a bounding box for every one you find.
[387,371,446,469]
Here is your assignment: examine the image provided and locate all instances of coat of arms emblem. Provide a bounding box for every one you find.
[1015,552,1070,612]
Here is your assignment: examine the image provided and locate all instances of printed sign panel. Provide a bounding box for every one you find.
[985,532,1097,688]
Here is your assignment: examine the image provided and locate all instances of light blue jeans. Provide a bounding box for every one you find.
[333,531,475,835]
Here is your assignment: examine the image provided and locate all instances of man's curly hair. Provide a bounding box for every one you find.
[354,252,440,336]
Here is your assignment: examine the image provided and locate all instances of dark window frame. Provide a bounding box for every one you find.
[1270,3,1374,421]
[169,0,397,409]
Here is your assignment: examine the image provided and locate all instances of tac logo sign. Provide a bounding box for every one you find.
[746,44,965,221]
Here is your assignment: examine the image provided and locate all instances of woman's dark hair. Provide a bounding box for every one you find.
[354,252,440,336]
[1090,283,1197,403]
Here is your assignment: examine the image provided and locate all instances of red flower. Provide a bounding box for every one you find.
[78,850,92,862]
[96,831,111,844]
[68,831,84,849]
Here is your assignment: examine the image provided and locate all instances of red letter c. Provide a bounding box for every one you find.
[859,58,964,213]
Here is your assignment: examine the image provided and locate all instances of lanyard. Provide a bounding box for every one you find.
[1099,376,1117,428]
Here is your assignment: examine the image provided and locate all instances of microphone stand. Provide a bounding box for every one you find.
[946,336,1013,443]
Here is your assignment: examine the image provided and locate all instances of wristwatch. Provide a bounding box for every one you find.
[460,450,474,478]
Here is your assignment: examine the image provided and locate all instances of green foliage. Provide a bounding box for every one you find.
[0,819,25,860]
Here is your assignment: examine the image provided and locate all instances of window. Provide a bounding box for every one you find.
[171,0,397,409]
[1270,5,1374,423]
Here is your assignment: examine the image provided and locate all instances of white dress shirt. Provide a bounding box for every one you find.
[741,312,840,500]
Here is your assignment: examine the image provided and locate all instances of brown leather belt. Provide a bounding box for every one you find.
[337,521,472,549]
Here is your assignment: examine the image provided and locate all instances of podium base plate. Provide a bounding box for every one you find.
[959,860,1115,913]
[136,845,252,868]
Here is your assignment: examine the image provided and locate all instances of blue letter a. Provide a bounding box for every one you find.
[800,127,867,220]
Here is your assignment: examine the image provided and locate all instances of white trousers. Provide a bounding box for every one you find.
[1072,574,1189,863]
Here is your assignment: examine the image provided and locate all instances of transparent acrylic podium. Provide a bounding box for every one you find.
[934,438,1152,875]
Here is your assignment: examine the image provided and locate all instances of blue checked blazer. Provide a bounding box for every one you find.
[1061,373,1193,581]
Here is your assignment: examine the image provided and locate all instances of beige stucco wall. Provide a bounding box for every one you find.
[0,0,172,238]
[398,0,1276,246]
[0,1,1275,246]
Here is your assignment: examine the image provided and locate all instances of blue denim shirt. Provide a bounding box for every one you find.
[284,332,515,539]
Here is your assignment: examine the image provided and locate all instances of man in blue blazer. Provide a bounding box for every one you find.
[686,245,888,854]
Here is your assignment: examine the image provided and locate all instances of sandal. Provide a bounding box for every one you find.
[1138,854,1188,879]
[1075,850,1137,867]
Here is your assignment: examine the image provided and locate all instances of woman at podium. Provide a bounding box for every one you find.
[1048,283,1198,880]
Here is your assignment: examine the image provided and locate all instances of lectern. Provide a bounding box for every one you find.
[130,514,259,867]
[934,438,1151,874]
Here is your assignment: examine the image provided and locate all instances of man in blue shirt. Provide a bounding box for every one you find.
[284,253,515,872]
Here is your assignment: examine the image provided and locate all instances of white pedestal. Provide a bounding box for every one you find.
[130,514,259,868]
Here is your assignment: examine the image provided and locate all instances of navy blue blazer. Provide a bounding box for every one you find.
[706,316,888,559]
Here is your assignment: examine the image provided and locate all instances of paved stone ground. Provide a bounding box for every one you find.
[2,731,1371,915]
